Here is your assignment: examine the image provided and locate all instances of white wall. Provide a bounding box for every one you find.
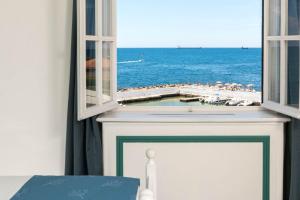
[0,0,72,175]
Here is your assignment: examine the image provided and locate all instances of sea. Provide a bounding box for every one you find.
[117,48,262,91]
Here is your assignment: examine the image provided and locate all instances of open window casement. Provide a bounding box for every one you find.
[77,0,300,120]
[77,0,118,120]
[263,0,300,118]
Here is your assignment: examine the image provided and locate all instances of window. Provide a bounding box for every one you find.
[77,0,117,120]
[263,0,300,118]
[78,0,300,120]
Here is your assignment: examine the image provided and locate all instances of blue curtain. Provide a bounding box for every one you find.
[284,119,300,200]
[65,0,103,175]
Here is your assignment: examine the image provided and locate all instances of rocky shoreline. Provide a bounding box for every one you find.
[117,82,261,106]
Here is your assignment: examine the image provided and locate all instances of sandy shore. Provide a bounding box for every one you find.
[117,83,261,106]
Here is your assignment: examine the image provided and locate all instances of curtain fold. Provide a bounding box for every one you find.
[65,0,103,176]
[284,118,300,200]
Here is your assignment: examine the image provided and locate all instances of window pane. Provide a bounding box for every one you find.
[288,0,300,35]
[103,0,112,36]
[268,41,281,103]
[102,42,113,103]
[86,0,96,35]
[86,41,97,107]
[269,0,281,36]
[287,41,300,108]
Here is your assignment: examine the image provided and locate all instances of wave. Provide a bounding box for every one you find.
[118,59,143,64]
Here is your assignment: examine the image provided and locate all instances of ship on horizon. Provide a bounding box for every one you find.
[177,46,203,49]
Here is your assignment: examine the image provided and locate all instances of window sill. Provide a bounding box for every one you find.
[97,106,290,123]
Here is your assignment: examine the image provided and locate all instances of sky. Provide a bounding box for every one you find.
[117,0,262,48]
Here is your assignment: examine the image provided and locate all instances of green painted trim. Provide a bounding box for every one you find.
[116,135,270,200]
[263,136,270,200]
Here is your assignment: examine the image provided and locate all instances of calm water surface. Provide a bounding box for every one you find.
[117,48,262,91]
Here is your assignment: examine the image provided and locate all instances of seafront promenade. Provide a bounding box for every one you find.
[117,83,261,106]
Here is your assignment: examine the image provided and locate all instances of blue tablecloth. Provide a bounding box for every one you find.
[11,176,140,200]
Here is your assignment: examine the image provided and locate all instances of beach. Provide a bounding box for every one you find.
[117,83,261,106]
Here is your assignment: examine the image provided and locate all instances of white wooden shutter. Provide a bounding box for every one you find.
[263,0,300,118]
[77,0,118,120]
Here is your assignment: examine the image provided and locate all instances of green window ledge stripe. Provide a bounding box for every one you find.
[116,135,270,200]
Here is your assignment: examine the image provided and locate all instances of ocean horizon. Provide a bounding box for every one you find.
[117,48,262,91]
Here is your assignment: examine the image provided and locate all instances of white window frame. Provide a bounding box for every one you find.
[77,0,118,120]
[78,0,300,119]
[263,0,300,118]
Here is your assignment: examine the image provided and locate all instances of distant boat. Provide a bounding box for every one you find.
[241,46,249,49]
